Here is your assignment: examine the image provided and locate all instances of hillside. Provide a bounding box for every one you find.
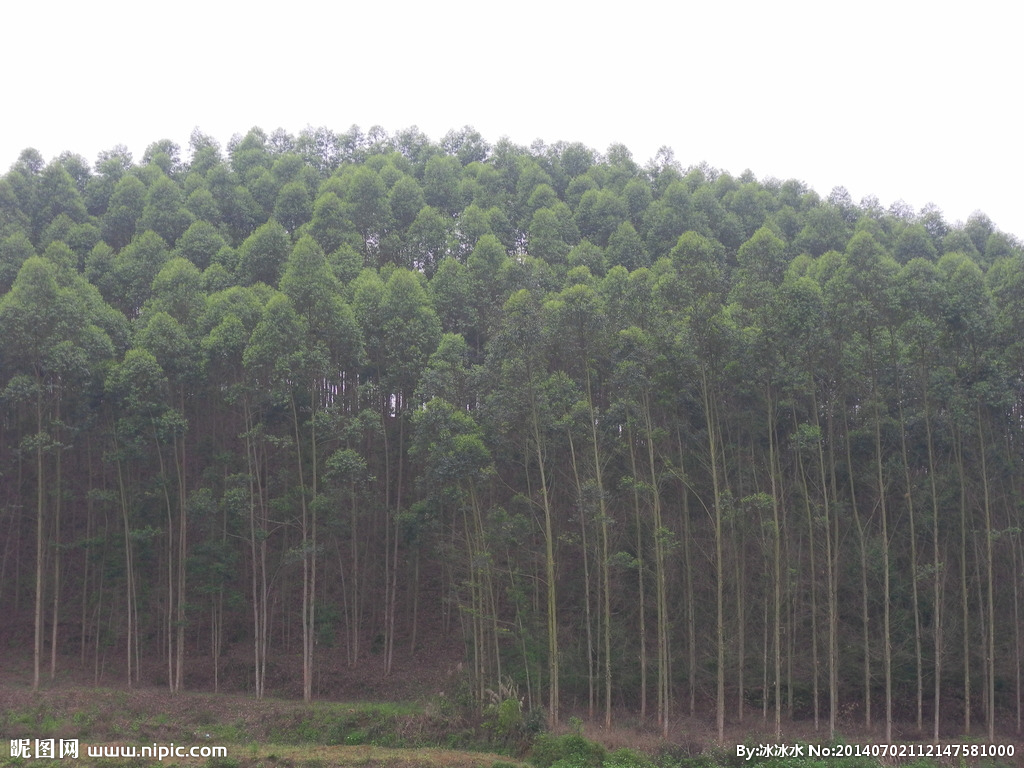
[2,125,1024,743]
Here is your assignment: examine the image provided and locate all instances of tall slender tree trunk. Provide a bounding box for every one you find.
[700,364,726,744]
[954,432,970,734]
[1014,530,1022,735]
[977,402,995,742]
[644,395,668,737]
[626,429,648,722]
[766,385,782,740]
[114,446,136,688]
[291,393,313,702]
[735,499,746,724]
[33,383,45,692]
[844,408,871,730]
[534,406,559,728]
[794,409,820,732]
[50,412,62,682]
[153,425,178,692]
[175,393,188,692]
[923,385,943,740]
[583,369,613,729]
[566,431,595,718]
[386,408,405,678]
[896,383,923,734]
[875,385,893,743]
[245,403,268,699]
[812,392,838,738]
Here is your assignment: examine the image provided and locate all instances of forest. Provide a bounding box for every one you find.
[1,124,1023,746]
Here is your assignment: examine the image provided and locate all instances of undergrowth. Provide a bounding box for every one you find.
[0,690,1016,768]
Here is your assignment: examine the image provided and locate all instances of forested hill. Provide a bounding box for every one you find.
[2,125,1024,742]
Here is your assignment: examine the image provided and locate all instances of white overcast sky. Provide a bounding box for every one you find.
[3,0,1020,238]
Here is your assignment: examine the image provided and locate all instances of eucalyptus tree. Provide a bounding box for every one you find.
[102,175,146,250]
[0,177,30,243]
[608,321,674,735]
[605,222,648,271]
[200,284,272,696]
[134,261,205,692]
[229,127,272,181]
[423,155,464,217]
[243,292,311,692]
[410,398,496,701]
[429,258,476,340]
[465,234,510,352]
[139,173,194,246]
[185,185,222,229]
[375,268,441,672]
[405,205,451,275]
[642,181,694,258]
[1,231,36,293]
[139,316,193,686]
[988,251,1024,732]
[345,165,392,263]
[486,287,575,727]
[894,222,938,263]
[252,234,363,700]
[0,256,114,689]
[773,273,839,734]
[937,250,1000,737]
[544,279,617,726]
[575,189,627,248]
[85,144,132,216]
[824,231,901,738]
[175,220,228,270]
[731,224,794,739]
[528,203,580,267]
[33,162,88,244]
[235,220,290,287]
[142,140,183,178]
[660,230,732,741]
[309,192,354,257]
[106,230,170,318]
[896,257,952,736]
[387,173,425,232]
[320,437,373,666]
[104,347,172,686]
[793,205,850,257]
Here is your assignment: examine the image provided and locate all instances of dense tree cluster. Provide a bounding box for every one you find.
[2,125,1023,741]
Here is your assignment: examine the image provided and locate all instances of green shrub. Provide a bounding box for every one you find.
[604,749,654,768]
[529,733,606,768]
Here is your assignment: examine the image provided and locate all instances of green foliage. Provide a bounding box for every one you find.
[140,172,194,245]
[603,749,653,768]
[529,734,606,768]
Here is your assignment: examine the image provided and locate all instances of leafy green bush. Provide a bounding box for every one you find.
[529,733,606,768]
[485,697,525,739]
[604,748,654,768]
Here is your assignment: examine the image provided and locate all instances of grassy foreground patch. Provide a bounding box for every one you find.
[1,686,1017,768]
[0,742,525,768]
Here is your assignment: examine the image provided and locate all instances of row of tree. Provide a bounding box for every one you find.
[2,125,1023,744]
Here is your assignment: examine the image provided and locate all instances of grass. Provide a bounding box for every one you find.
[0,685,1017,768]
[0,741,527,768]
